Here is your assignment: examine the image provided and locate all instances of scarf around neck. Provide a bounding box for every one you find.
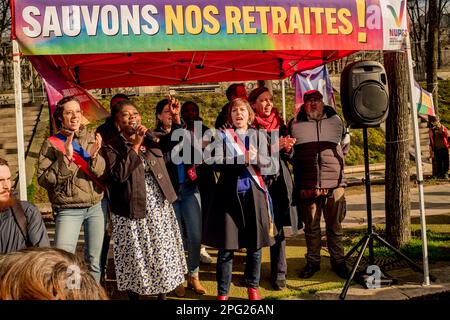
[254,108,281,131]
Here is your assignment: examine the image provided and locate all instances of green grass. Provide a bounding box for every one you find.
[344,223,450,263]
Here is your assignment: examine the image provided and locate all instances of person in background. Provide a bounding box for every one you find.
[248,87,299,291]
[181,101,216,265]
[0,158,50,254]
[155,97,206,297]
[204,98,275,300]
[95,93,129,284]
[0,247,108,300]
[103,100,186,300]
[38,96,106,283]
[289,90,349,280]
[215,83,248,129]
[96,93,129,144]
[428,115,449,179]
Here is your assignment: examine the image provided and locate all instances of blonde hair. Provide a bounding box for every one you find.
[0,247,108,300]
[227,98,255,125]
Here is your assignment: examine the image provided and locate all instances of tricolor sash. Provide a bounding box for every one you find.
[222,128,274,237]
[48,133,105,191]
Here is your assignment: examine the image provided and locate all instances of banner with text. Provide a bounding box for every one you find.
[12,0,409,55]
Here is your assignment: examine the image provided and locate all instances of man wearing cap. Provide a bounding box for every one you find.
[289,90,349,279]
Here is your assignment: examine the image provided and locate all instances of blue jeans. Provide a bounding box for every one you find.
[172,184,202,276]
[217,249,262,296]
[54,202,106,283]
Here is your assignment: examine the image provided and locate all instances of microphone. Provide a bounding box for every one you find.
[132,123,159,142]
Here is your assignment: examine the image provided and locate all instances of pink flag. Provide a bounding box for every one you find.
[291,64,336,114]
[29,56,109,128]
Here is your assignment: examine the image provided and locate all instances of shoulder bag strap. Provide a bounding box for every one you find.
[11,200,32,247]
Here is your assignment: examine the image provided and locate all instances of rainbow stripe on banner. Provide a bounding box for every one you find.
[414,81,435,117]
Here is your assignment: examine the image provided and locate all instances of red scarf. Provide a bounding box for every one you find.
[254,108,282,132]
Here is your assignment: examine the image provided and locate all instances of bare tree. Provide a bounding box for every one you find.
[438,0,450,67]
[0,0,10,42]
[427,0,439,113]
[383,52,411,248]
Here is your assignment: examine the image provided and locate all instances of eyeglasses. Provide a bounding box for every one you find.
[63,110,83,117]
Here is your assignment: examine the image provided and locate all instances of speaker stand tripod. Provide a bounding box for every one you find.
[339,127,435,300]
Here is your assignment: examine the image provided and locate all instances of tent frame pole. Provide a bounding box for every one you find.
[281,79,286,123]
[12,39,27,201]
[405,35,430,286]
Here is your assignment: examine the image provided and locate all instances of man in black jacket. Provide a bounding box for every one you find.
[289,90,349,280]
[0,158,50,254]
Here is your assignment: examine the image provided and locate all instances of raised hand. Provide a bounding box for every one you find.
[90,133,102,158]
[64,131,75,160]
[283,135,296,152]
[131,124,147,153]
[168,95,181,114]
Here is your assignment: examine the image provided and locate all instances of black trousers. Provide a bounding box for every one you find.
[270,226,287,281]
[434,148,449,177]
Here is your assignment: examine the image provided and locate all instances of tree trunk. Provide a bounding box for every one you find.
[426,0,439,114]
[383,52,411,248]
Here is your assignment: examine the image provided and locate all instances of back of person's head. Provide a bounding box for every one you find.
[53,96,80,130]
[226,83,247,101]
[181,101,200,121]
[0,247,108,300]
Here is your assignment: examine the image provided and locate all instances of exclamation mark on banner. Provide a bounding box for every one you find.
[356,0,367,43]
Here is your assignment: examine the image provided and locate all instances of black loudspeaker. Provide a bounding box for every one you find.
[340,61,389,128]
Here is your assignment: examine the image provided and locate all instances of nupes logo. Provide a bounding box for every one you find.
[387,0,405,27]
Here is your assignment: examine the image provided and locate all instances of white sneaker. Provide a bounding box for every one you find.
[200,247,213,264]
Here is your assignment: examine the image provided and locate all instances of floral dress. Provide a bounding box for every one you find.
[112,155,187,295]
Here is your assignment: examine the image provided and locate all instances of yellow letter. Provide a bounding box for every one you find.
[185,5,202,35]
[225,6,242,34]
[325,8,338,35]
[254,6,270,34]
[288,6,303,34]
[271,6,287,34]
[303,7,311,34]
[165,5,184,35]
[338,8,353,35]
[310,7,324,34]
[204,5,220,34]
[242,6,256,34]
